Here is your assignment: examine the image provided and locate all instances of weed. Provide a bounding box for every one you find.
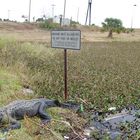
[0,41,140,109]
[0,40,140,139]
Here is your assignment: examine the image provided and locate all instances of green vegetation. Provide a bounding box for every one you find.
[0,68,84,140]
[102,18,125,38]
[0,39,85,139]
[39,20,60,29]
[0,40,140,110]
[0,38,140,139]
[0,69,22,106]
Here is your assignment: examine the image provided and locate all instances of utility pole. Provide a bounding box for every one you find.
[52,4,56,18]
[8,10,11,20]
[77,8,79,23]
[85,0,92,26]
[28,0,31,22]
[59,15,63,26]
[131,4,137,30]
[63,0,66,25]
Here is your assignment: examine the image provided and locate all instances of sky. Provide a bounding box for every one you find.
[0,0,140,28]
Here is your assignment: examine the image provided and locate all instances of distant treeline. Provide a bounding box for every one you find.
[0,18,17,22]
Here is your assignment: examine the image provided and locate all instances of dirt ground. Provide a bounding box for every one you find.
[0,21,140,43]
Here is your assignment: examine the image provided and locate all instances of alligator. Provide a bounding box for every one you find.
[0,98,62,131]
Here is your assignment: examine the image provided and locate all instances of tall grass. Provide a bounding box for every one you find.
[0,40,85,140]
[0,40,140,110]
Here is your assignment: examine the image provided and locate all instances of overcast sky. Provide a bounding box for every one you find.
[0,0,140,28]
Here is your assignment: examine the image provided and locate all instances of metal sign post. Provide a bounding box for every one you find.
[64,49,67,100]
[51,30,81,100]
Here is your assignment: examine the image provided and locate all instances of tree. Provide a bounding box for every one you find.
[102,18,124,38]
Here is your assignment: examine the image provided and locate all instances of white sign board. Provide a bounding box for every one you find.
[51,30,81,50]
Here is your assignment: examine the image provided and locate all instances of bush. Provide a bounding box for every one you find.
[39,21,59,29]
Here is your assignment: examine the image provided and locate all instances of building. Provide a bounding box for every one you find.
[53,16,70,26]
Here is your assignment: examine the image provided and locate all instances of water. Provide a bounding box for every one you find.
[85,106,140,139]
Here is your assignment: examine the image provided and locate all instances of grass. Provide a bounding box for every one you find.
[0,38,140,139]
[0,68,85,140]
[0,39,85,139]
[0,69,22,105]
[0,40,140,109]
[1,21,140,43]
[3,108,84,140]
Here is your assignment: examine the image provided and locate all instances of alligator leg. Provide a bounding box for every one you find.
[1,116,21,132]
[9,116,21,130]
[38,103,51,124]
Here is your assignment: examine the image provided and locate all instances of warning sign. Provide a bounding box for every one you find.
[51,30,81,50]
